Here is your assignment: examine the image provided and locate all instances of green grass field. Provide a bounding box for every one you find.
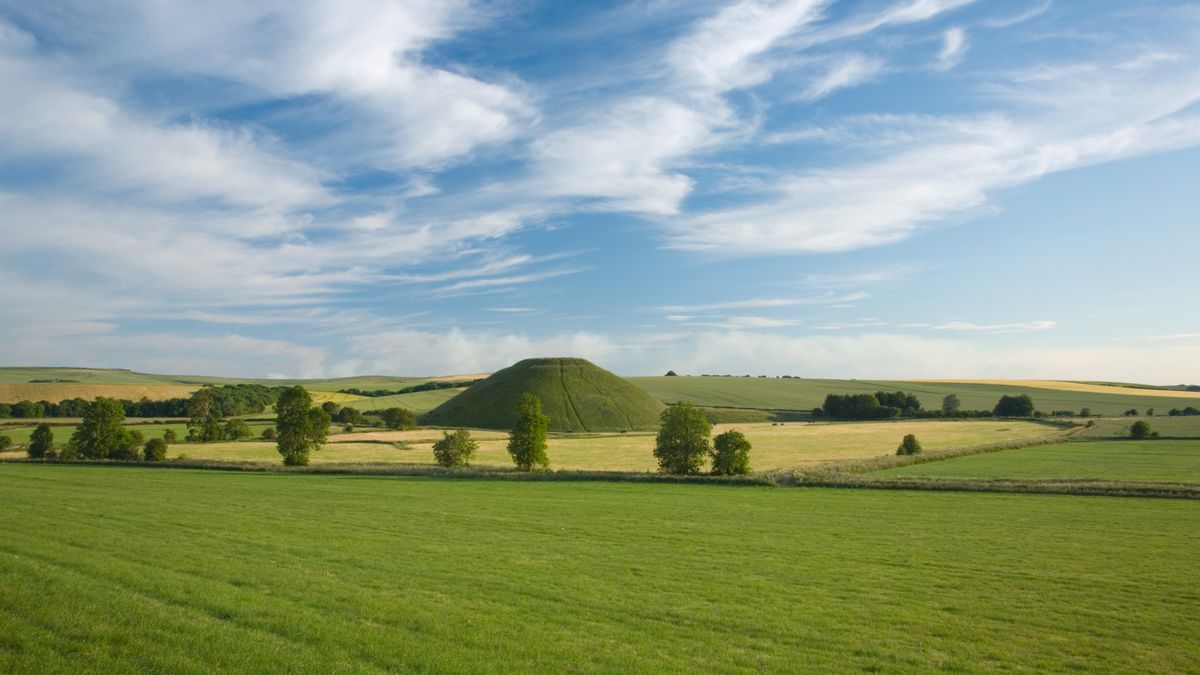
[877,439,1200,483]
[1080,416,1200,438]
[337,388,464,413]
[1,464,1197,672]
[630,376,1200,416]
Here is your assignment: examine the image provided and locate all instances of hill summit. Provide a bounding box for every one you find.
[421,357,665,432]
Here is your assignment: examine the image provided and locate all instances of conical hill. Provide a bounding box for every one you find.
[421,357,664,432]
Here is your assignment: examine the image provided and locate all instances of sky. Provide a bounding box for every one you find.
[1,0,1198,381]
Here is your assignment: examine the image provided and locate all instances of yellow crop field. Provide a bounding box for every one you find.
[170,419,1062,472]
[306,390,369,405]
[0,383,200,405]
[916,380,1200,400]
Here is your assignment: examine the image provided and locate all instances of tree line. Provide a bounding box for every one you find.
[336,379,481,398]
[814,392,1043,419]
[0,383,284,419]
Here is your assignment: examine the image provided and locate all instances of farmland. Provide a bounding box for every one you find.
[1,465,1197,672]
[629,376,1200,416]
[876,439,1200,483]
[88,420,1067,473]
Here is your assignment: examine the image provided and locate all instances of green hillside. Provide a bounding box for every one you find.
[629,376,1200,416]
[422,358,664,432]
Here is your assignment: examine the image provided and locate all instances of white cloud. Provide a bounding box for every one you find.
[800,53,885,100]
[669,46,1200,253]
[667,0,829,92]
[935,27,968,70]
[529,97,715,215]
[931,320,1055,333]
[654,293,867,313]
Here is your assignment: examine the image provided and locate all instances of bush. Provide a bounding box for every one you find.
[653,403,712,475]
[711,430,751,475]
[1130,421,1153,439]
[143,438,168,462]
[896,434,922,456]
[0,435,10,452]
[343,424,354,433]
[224,419,253,441]
[432,429,477,467]
[163,429,178,443]
[261,427,276,440]
[382,407,417,430]
[994,394,1035,417]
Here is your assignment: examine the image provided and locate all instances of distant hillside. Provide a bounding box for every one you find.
[422,358,665,432]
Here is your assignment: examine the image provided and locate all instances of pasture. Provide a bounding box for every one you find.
[876,439,1200,483]
[1080,415,1200,438]
[630,376,1200,416]
[156,420,1066,472]
[1,465,1197,672]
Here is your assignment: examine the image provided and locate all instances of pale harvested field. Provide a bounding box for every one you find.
[0,383,199,405]
[169,420,1067,472]
[916,380,1200,400]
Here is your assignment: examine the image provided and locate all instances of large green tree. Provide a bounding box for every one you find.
[28,424,54,459]
[942,394,961,414]
[187,388,225,442]
[710,429,751,476]
[70,397,133,459]
[507,393,550,471]
[381,407,416,430]
[274,386,330,466]
[653,403,712,475]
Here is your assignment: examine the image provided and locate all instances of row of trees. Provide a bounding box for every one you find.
[337,379,479,398]
[0,384,284,420]
[815,392,1042,419]
[653,403,751,475]
[22,398,171,461]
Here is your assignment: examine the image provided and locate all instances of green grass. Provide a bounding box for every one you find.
[1081,415,1200,438]
[1,465,1198,672]
[424,358,664,432]
[876,439,1200,483]
[630,376,1200,416]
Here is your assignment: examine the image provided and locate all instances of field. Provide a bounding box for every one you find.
[1080,415,1200,438]
[139,420,1068,472]
[629,376,1200,416]
[337,388,464,413]
[1,465,1197,672]
[877,439,1200,483]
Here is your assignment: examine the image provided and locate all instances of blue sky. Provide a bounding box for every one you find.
[1,0,1198,380]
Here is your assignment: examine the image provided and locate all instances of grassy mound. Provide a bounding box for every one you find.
[421,358,664,432]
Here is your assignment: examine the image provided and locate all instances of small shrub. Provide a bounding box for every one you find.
[1086,420,1096,428]
[163,429,178,443]
[896,433,922,456]
[343,424,354,433]
[711,430,751,475]
[1130,421,1153,439]
[0,435,10,452]
[143,438,168,462]
[261,427,276,440]
[432,429,477,467]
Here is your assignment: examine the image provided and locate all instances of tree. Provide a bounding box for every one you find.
[69,397,133,459]
[1080,408,1091,418]
[143,437,168,462]
[896,433,922,455]
[261,427,276,440]
[665,370,678,377]
[187,388,225,443]
[28,424,54,459]
[432,429,477,467]
[653,403,711,475]
[1130,420,1153,439]
[993,394,1035,417]
[163,428,178,443]
[507,393,549,471]
[274,386,329,466]
[381,407,416,430]
[1146,408,1155,417]
[711,430,751,475]
[223,419,252,441]
[0,435,10,452]
[336,406,364,425]
[942,394,961,414]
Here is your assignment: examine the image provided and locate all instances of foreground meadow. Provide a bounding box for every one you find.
[114,420,1067,472]
[1,464,1197,672]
